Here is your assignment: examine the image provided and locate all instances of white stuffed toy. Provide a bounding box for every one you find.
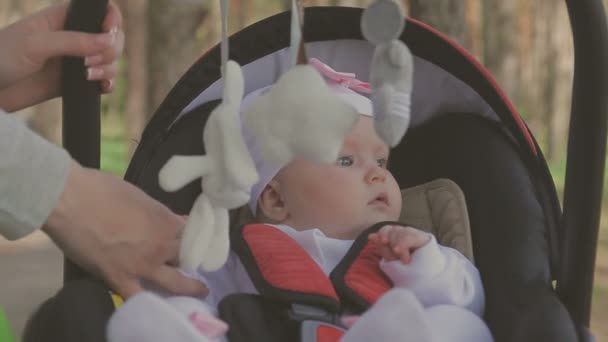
[107,292,227,342]
[361,0,414,147]
[158,60,259,272]
[242,63,360,168]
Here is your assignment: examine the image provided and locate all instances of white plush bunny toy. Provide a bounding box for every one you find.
[158,60,258,272]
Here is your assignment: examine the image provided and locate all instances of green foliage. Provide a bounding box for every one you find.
[0,307,15,342]
[101,135,128,177]
[100,114,128,177]
[548,157,608,203]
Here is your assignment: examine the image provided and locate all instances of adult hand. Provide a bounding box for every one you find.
[43,161,209,299]
[0,1,124,112]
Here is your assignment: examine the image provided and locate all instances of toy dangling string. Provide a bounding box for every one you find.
[220,0,229,74]
[290,0,308,66]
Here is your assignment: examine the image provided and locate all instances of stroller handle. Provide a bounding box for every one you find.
[61,0,108,282]
[558,0,608,332]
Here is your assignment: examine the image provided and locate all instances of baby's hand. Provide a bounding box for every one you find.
[369,225,431,264]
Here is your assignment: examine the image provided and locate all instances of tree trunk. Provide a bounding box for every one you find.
[147,0,208,116]
[522,0,560,160]
[409,0,473,51]
[548,3,573,161]
[482,0,520,105]
[465,0,483,60]
[124,0,149,156]
[233,0,249,29]
[0,0,13,25]
[333,0,364,6]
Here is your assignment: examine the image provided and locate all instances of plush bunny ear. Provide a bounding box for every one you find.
[158,156,213,192]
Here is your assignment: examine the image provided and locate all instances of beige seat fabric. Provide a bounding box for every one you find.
[231,178,473,261]
[398,178,474,262]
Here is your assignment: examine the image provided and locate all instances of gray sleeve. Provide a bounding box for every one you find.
[0,110,71,240]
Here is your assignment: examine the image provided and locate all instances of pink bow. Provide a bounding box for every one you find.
[309,58,372,94]
[189,312,229,338]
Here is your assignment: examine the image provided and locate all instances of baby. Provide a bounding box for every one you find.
[108,64,493,342]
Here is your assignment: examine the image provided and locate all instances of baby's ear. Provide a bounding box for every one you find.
[257,180,288,222]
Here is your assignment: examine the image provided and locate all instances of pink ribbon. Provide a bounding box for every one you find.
[189,312,229,339]
[309,58,372,94]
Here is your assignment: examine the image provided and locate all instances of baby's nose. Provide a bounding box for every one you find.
[365,164,386,183]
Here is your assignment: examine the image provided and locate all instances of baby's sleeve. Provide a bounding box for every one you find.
[379,235,485,316]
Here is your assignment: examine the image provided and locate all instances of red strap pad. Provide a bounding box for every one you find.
[344,240,393,304]
[317,325,346,342]
[243,224,339,301]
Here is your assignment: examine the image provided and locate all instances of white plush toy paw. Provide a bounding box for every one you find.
[340,288,432,342]
[107,292,227,342]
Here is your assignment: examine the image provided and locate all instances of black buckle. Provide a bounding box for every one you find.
[289,304,347,341]
[300,320,346,342]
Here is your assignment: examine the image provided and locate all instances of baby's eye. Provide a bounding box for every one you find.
[377,158,388,168]
[336,156,354,167]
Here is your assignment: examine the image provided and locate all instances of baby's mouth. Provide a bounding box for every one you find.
[369,193,389,206]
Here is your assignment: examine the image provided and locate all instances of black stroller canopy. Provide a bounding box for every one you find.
[53,1,608,342]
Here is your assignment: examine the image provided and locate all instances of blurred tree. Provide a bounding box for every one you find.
[121,0,149,155]
[519,0,572,161]
[482,1,520,105]
[409,0,473,50]
[332,0,366,6]
[464,0,483,61]
[549,4,573,161]
[0,1,12,24]
[147,0,208,116]
[234,0,250,29]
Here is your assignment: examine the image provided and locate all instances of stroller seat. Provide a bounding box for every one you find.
[24,6,580,342]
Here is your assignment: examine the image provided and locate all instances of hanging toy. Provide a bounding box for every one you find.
[241,0,360,168]
[158,0,258,273]
[361,0,414,147]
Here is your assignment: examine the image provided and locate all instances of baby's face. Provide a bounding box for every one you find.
[275,116,402,239]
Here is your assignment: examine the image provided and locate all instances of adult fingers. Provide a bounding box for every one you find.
[84,29,124,67]
[148,265,209,297]
[164,238,182,266]
[26,30,115,66]
[112,277,144,299]
[101,79,114,93]
[86,61,119,81]
[103,1,124,32]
